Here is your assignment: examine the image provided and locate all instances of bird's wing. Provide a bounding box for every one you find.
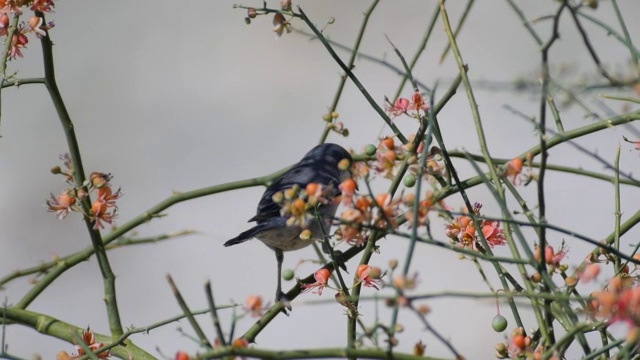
[224,217,288,246]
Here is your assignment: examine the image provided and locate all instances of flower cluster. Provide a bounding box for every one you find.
[588,266,640,328]
[445,202,506,252]
[0,0,56,60]
[302,264,384,298]
[334,139,449,246]
[385,91,430,120]
[403,190,451,228]
[56,328,109,360]
[272,182,339,233]
[366,136,446,181]
[589,274,640,328]
[335,190,401,247]
[46,154,122,230]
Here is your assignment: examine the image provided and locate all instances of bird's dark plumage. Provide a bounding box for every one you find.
[224,143,352,312]
[224,143,351,249]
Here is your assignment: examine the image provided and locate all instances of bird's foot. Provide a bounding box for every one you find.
[276,291,292,315]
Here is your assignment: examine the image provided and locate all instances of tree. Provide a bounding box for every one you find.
[1,1,640,359]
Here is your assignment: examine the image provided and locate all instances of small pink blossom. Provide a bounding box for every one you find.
[481,220,506,247]
[302,268,331,295]
[10,28,28,59]
[0,13,8,37]
[409,91,430,112]
[579,263,601,283]
[46,191,76,220]
[357,264,382,290]
[31,0,56,13]
[535,244,567,268]
[385,97,409,117]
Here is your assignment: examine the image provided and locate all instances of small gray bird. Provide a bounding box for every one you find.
[224,143,352,310]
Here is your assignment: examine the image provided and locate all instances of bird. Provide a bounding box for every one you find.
[224,143,352,311]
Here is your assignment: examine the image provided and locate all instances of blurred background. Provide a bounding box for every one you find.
[1,0,640,358]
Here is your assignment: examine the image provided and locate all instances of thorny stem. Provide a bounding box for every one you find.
[319,0,380,145]
[298,6,408,144]
[537,2,566,346]
[20,12,125,339]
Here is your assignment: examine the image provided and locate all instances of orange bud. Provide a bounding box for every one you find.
[232,338,249,348]
[375,193,390,207]
[383,150,397,163]
[175,351,190,360]
[90,172,109,188]
[340,178,357,193]
[245,295,262,311]
[382,137,395,150]
[512,334,526,350]
[305,183,319,196]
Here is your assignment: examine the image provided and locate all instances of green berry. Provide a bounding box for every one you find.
[403,175,416,188]
[492,315,508,332]
[364,144,377,156]
[282,269,295,281]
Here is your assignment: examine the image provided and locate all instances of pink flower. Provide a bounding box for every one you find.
[613,286,640,326]
[357,264,382,290]
[579,263,601,283]
[1,0,23,15]
[31,0,55,13]
[385,97,409,117]
[46,191,76,220]
[445,203,507,251]
[409,91,430,112]
[481,220,506,247]
[302,268,331,295]
[28,16,46,37]
[96,185,121,208]
[0,13,8,37]
[75,328,110,359]
[10,28,28,59]
[339,178,357,205]
[504,157,524,185]
[535,244,567,268]
[91,200,117,230]
[339,208,367,246]
[245,295,264,317]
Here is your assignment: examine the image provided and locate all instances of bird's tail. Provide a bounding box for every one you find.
[223,223,270,247]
